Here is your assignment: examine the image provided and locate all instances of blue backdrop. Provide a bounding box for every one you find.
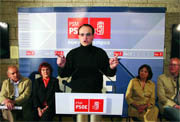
[18,7,166,117]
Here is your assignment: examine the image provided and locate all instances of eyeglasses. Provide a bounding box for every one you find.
[79,33,92,37]
[169,64,179,67]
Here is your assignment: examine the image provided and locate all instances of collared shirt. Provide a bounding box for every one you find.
[42,78,50,106]
[43,78,50,88]
[10,79,20,99]
[157,72,180,113]
[0,77,31,105]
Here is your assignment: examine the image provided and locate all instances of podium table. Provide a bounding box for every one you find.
[55,93,124,115]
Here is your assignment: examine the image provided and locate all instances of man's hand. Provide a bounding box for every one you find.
[3,98,15,110]
[109,55,119,69]
[56,54,66,68]
[174,104,180,109]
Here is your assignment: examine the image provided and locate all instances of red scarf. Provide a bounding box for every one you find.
[43,77,50,88]
[42,77,50,106]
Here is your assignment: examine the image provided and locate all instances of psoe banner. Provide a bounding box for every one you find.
[18,7,165,59]
[18,7,166,117]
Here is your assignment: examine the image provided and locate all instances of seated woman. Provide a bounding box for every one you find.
[33,62,61,121]
[125,64,159,122]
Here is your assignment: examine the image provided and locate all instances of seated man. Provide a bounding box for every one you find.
[0,65,32,121]
[157,57,180,121]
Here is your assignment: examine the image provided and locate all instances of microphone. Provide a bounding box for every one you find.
[62,79,71,92]
[98,69,116,93]
[62,77,71,93]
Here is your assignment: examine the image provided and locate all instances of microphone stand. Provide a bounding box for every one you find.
[112,84,116,93]
[62,80,68,92]
[62,68,78,92]
[118,58,134,78]
[99,69,116,93]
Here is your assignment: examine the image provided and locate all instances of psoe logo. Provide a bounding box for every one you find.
[68,17,111,39]
[26,50,35,56]
[89,99,104,112]
[68,18,88,39]
[74,99,88,112]
[74,99,104,113]
[90,18,111,39]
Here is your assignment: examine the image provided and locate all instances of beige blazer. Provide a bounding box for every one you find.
[126,78,156,118]
[0,76,32,105]
[157,72,180,113]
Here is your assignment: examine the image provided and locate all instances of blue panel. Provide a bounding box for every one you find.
[18,7,166,13]
[19,58,58,81]
[18,7,55,13]
[18,7,165,117]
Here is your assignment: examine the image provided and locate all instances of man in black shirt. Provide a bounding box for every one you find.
[57,24,118,93]
[57,24,119,122]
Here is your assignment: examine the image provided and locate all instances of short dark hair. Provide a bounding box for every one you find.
[38,62,53,76]
[78,24,95,35]
[137,64,153,81]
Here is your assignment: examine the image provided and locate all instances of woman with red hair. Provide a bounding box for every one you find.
[33,62,60,121]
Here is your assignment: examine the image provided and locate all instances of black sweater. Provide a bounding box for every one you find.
[33,77,60,109]
[58,44,116,93]
[33,77,60,120]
